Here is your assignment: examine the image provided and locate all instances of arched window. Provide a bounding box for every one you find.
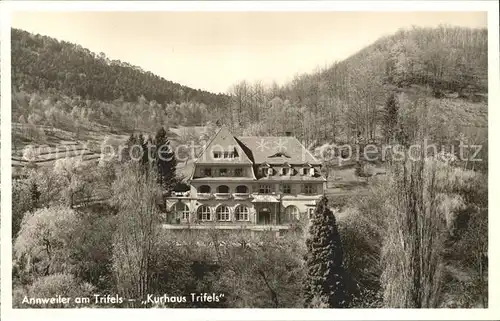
[216,205,230,221]
[173,202,189,220]
[199,185,211,193]
[217,185,230,193]
[285,205,300,222]
[236,185,248,193]
[197,205,211,221]
[235,205,249,221]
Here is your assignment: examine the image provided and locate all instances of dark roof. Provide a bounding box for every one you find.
[236,136,321,165]
[256,175,326,182]
[194,126,321,166]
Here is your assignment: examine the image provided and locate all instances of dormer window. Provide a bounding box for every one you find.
[301,163,312,176]
[214,151,222,159]
[260,163,271,177]
[280,163,292,176]
[269,151,291,158]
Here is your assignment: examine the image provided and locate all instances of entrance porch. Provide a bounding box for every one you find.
[252,195,280,225]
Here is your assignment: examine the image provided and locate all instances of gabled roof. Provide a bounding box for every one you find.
[236,136,321,165]
[194,126,253,165]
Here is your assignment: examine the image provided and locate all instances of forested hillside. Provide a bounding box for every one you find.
[12,25,487,148]
[11,28,228,104]
[224,26,487,143]
[11,31,228,135]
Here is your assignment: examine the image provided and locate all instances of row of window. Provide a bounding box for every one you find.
[198,184,317,195]
[213,151,237,159]
[200,166,317,178]
[199,185,249,194]
[203,168,244,177]
[173,203,250,221]
[173,203,316,222]
[258,166,316,177]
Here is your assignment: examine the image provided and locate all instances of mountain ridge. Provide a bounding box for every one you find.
[11,28,229,107]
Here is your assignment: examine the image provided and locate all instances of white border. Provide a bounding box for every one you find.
[0,2,14,319]
[0,0,498,12]
[1,1,499,320]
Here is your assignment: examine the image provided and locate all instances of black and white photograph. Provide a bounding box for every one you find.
[1,1,499,320]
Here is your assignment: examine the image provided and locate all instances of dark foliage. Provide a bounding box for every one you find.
[382,92,399,143]
[154,127,177,191]
[304,196,348,308]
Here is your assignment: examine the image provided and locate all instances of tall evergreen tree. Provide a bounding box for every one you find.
[382,92,399,144]
[354,160,364,178]
[29,181,41,210]
[121,133,137,162]
[155,127,177,191]
[135,133,147,169]
[144,135,152,162]
[304,196,348,308]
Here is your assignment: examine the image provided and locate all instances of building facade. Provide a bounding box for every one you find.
[165,126,326,231]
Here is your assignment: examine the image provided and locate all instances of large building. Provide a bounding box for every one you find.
[165,126,326,231]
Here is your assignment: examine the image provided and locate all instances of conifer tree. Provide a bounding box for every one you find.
[29,181,41,210]
[354,161,364,178]
[137,133,150,172]
[121,133,137,162]
[304,196,348,308]
[155,127,177,191]
[382,92,399,144]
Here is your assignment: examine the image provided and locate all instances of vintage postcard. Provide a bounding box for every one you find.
[1,1,499,320]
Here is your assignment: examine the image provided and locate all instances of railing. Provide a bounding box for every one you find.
[197,193,213,199]
[233,192,250,199]
[214,193,232,199]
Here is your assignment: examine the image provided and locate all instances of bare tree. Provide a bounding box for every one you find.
[381,155,451,308]
[110,163,163,306]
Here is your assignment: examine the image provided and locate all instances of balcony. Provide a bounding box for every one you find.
[233,193,250,200]
[197,193,213,200]
[214,193,232,200]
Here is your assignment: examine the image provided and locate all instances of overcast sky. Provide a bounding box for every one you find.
[12,11,487,94]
